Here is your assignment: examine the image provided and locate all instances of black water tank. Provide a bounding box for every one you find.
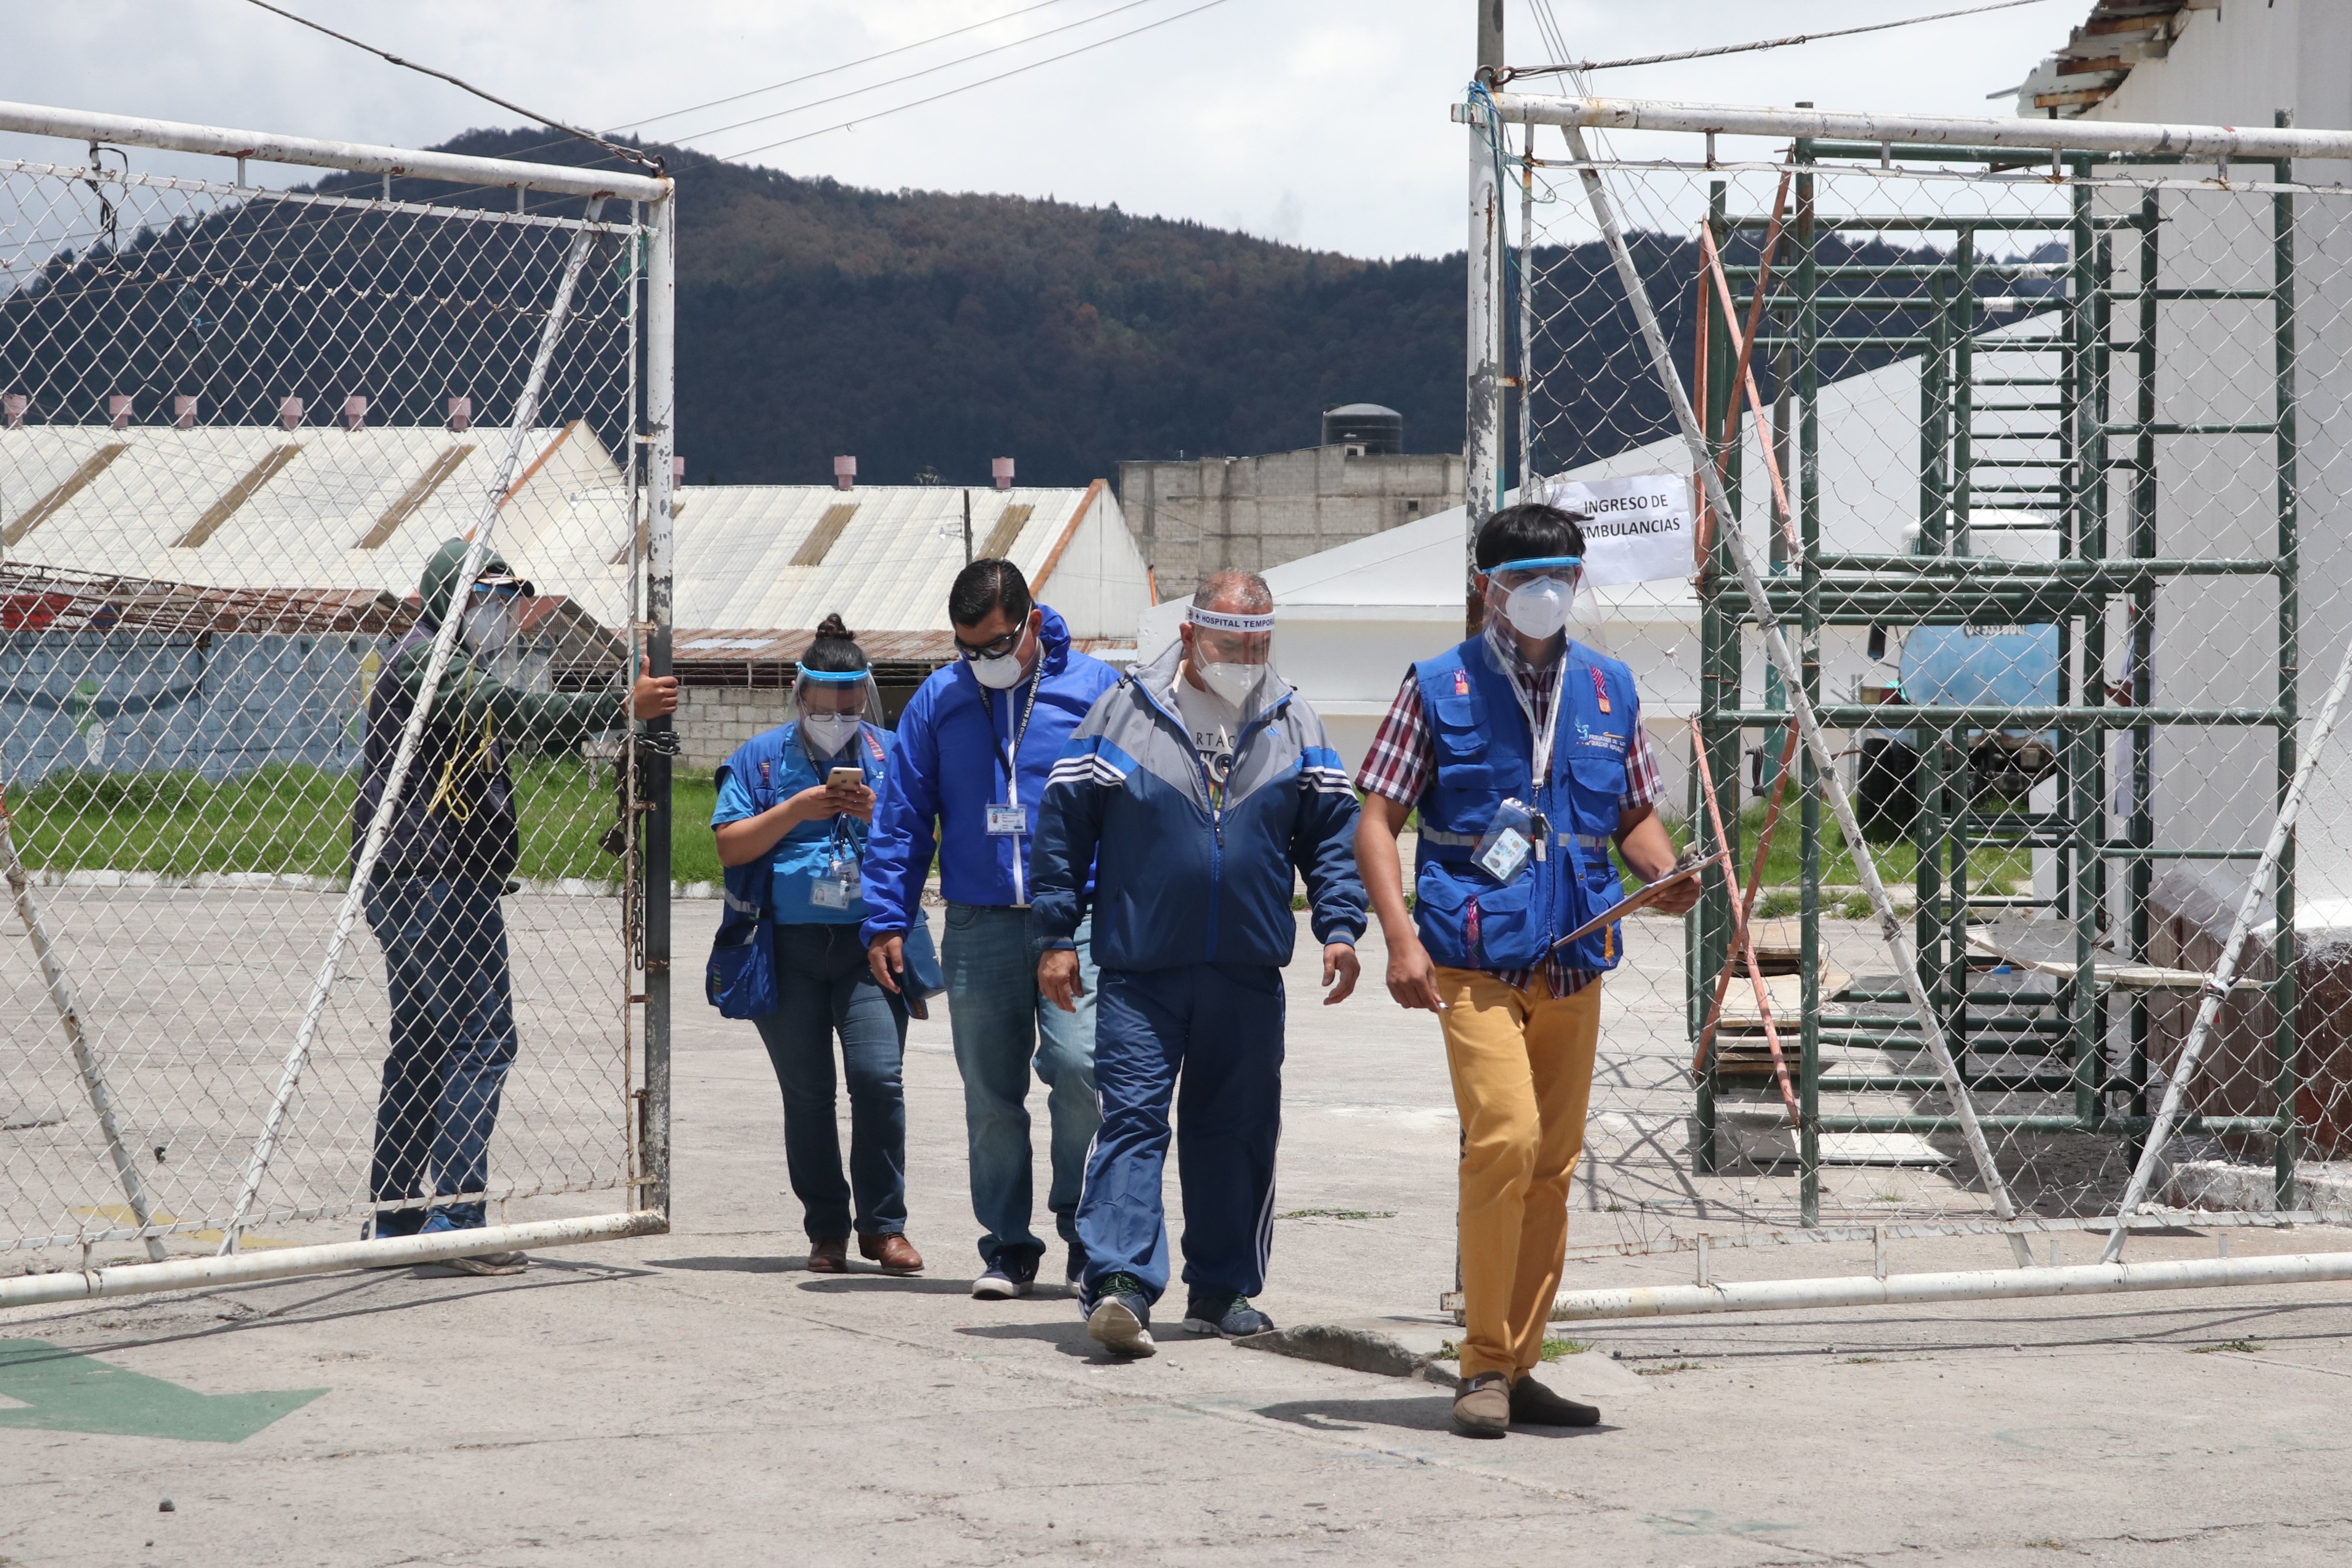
[1322,402,1403,455]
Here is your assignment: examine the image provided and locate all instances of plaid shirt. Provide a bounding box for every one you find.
[1355,638,1663,997]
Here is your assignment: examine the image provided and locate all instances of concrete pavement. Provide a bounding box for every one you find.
[6,915,2352,1566]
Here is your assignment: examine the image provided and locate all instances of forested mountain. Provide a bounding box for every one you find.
[6,127,1998,488]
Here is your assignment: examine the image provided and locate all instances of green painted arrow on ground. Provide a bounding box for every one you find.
[0,1339,327,1443]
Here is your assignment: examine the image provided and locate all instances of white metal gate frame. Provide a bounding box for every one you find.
[0,101,677,1307]
[1462,90,2352,1322]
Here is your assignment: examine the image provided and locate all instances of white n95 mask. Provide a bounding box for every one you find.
[1199,661,1263,707]
[1503,577,1575,640]
[801,714,861,755]
[970,651,1026,689]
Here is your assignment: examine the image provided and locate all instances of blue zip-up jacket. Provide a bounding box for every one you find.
[860,604,1121,941]
[1031,642,1366,971]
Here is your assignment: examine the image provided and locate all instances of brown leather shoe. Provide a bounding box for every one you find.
[859,1232,924,1275]
[805,1237,849,1273]
[1452,1372,1510,1439]
[1510,1374,1600,1427]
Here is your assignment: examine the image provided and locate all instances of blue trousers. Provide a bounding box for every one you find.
[941,905,1100,1275]
[367,877,517,1232]
[752,923,909,1240]
[1076,963,1285,1307]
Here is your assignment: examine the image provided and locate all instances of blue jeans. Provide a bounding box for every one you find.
[1077,963,1286,1308]
[367,877,518,1232]
[752,923,909,1240]
[941,904,1101,1276]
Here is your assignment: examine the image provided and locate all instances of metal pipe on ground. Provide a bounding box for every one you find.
[1548,1248,2352,1323]
[0,1211,666,1310]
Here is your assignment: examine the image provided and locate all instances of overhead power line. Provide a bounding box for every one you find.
[677,0,1238,173]
[663,0,1170,148]
[609,0,1080,133]
[235,0,661,175]
[1497,0,2065,83]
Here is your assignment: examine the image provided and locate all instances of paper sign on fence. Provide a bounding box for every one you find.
[1542,473,1693,586]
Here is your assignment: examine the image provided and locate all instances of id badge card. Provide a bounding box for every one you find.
[1474,796,1536,885]
[811,858,860,910]
[986,804,1027,836]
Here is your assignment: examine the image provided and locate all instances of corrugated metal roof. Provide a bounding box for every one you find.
[0,420,633,627]
[667,480,1116,634]
[4,425,1145,644]
[2023,2,2193,117]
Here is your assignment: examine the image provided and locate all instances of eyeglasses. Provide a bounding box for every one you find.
[470,579,529,601]
[953,626,1024,661]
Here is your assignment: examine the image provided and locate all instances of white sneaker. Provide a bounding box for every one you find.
[1086,1290,1156,1359]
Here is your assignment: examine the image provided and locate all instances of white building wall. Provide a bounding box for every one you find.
[2072,2,2352,926]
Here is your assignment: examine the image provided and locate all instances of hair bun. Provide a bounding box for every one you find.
[815,612,853,641]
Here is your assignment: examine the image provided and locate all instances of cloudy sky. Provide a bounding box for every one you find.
[2,0,2081,258]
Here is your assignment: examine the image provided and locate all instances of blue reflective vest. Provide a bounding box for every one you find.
[714,721,893,930]
[1410,637,1636,972]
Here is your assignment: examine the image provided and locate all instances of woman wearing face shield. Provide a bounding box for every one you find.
[710,614,923,1276]
[1354,502,1697,1438]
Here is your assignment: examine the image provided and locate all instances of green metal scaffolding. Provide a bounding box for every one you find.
[1688,131,2302,1223]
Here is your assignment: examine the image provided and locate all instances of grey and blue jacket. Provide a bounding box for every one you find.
[1031,643,1366,972]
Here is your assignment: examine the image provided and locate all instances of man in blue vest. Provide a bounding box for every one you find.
[863,558,1121,1299]
[1354,502,1698,1438]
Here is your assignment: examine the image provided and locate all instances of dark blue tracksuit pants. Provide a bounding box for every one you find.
[1076,963,1285,1308]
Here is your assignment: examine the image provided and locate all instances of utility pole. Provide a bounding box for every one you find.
[1465,0,1505,632]
[961,488,974,565]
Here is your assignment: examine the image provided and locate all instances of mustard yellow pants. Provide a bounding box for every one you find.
[1435,966,1602,1382]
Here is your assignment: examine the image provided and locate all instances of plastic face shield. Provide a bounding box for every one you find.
[792,667,884,762]
[1184,603,1276,707]
[459,576,531,682]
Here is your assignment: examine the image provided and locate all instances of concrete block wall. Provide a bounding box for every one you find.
[1119,445,1464,591]
[676,686,794,777]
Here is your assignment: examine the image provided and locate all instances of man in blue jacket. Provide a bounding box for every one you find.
[863,559,1122,1299]
[1032,569,1365,1358]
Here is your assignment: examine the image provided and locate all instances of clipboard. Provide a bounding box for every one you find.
[1551,860,1710,950]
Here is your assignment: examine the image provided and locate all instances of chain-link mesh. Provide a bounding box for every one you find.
[2,149,657,1269]
[1477,103,2352,1279]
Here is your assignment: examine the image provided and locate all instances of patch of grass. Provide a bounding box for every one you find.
[1840,1356,1887,1364]
[1838,892,1876,920]
[1755,889,1801,919]
[1275,1208,1396,1222]
[1636,1360,1706,1376]
[2190,1339,2264,1355]
[1668,803,2032,892]
[7,759,722,887]
[1432,1335,1588,1363]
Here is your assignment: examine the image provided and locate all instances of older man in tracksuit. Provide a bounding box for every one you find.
[1032,569,1365,1357]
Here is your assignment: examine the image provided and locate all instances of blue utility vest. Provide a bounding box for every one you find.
[1410,637,1637,972]
[714,721,893,933]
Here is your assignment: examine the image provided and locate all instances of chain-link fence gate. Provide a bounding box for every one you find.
[1459,89,2352,1318]
[0,103,678,1304]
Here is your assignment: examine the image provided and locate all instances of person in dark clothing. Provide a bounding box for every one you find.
[356,537,677,1273]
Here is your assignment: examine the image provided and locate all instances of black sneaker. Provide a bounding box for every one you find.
[1084,1271,1156,1358]
[1182,1292,1274,1338]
